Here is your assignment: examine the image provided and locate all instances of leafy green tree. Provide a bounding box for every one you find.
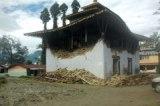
[40,8,50,65]
[50,2,60,29]
[40,8,50,30]
[37,43,45,65]
[71,0,80,13]
[0,35,28,65]
[26,60,32,65]
[140,32,160,51]
[60,3,68,26]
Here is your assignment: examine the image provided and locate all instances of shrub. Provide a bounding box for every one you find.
[19,76,31,79]
[157,64,160,74]
[0,77,7,86]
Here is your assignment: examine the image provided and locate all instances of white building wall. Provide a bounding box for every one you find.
[46,40,106,79]
[46,40,139,79]
[103,42,139,76]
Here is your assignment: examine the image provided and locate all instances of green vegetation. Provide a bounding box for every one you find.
[0,35,28,65]
[40,8,50,30]
[0,77,7,86]
[71,0,80,13]
[157,64,160,74]
[140,32,160,51]
[50,2,60,29]
[19,76,32,79]
[60,3,68,26]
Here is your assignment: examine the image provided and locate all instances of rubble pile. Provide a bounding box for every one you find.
[40,69,107,85]
[106,74,153,87]
[53,47,93,59]
[39,69,154,87]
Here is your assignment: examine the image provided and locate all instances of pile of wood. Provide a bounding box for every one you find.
[39,69,153,87]
[106,74,153,87]
[53,47,93,59]
[40,69,107,85]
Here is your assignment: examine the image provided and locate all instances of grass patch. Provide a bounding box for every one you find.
[0,77,7,86]
[19,76,33,79]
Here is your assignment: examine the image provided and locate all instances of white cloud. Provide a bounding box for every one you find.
[0,11,21,32]
[0,0,160,53]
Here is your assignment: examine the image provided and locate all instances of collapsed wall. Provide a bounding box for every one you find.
[46,40,106,79]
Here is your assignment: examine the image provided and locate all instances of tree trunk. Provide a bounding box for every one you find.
[44,23,47,30]
[41,36,46,65]
[53,16,58,29]
[62,12,66,26]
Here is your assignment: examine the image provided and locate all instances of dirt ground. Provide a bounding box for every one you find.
[0,77,160,106]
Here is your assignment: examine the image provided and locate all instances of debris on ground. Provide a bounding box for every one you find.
[39,69,107,86]
[106,74,153,87]
[38,69,154,87]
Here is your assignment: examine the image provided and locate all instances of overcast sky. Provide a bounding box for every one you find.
[0,0,160,53]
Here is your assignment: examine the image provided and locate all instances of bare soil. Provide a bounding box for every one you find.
[0,77,160,106]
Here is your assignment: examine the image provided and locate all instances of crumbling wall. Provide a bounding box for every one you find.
[46,40,140,79]
[46,40,106,79]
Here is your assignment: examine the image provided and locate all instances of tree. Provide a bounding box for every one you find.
[150,32,160,52]
[60,3,68,26]
[0,35,28,65]
[140,32,160,51]
[36,44,45,65]
[40,8,50,30]
[50,2,60,29]
[26,60,32,65]
[71,0,80,13]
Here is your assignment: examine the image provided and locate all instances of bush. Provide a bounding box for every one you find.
[19,76,31,79]
[0,77,7,86]
[157,64,160,74]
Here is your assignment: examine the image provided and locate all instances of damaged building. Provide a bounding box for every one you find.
[25,1,144,79]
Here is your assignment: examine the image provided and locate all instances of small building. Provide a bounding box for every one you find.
[140,49,160,73]
[8,64,27,77]
[8,64,45,77]
[27,65,45,76]
[25,1,145,79]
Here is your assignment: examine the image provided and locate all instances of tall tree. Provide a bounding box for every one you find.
[140,32,160,51]
[60,3,68,26]
[0,35,28,65]
[50,2,60,29]
[40,8,50,30]
[71,0,80,13]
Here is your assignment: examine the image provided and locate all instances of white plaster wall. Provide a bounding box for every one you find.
[46,40,140,79]
[46,40,106,79]
[103,43,140,76]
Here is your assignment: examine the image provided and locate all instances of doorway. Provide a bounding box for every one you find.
[128,58,132,74]
[113,57,120,75]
